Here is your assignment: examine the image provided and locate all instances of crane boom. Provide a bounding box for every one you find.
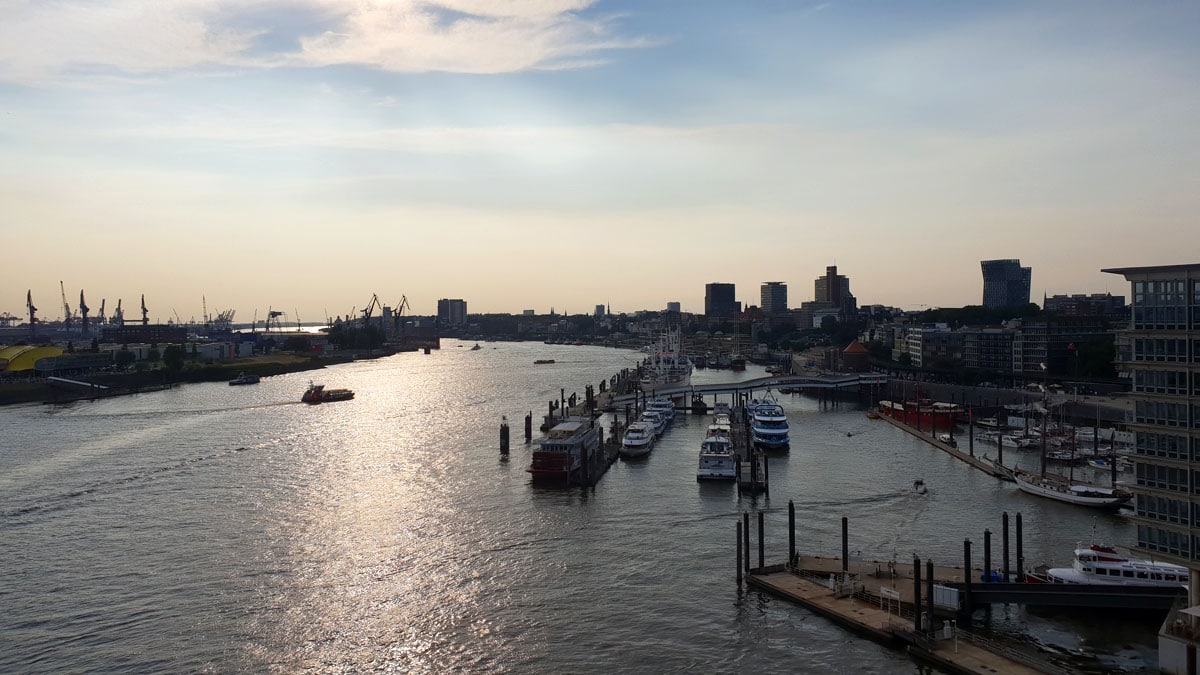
[60,280,72,329]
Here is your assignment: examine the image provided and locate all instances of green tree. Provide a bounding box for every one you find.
[147,347,161,363]
[162,345,185,373]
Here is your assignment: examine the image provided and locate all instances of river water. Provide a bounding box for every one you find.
[0,340,1156,673]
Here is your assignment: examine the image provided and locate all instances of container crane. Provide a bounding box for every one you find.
[391,295,410,336]
[114,298,124,327]
[140,294,149,326]
[26,289,38,334]
[60,280,72,330]
[79,290,90,334]
[98,298,106,326]
[361,294,380,330]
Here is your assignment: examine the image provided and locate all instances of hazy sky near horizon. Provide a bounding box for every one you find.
[2,1,1197,322]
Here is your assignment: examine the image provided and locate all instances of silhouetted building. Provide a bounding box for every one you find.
[1043,293,1127,320]
[813,265,857,321]
[704,283,740,319]
[437,299,467,326]
[981,259,1031,308]
[760,282,787,315]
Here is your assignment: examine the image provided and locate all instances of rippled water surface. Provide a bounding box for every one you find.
[0,340,1155,673]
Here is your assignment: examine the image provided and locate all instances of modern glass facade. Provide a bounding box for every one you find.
[1104,264,1200,605]
[981,259,1031,308]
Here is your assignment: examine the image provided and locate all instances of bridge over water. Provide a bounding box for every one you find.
[607,372,888,408]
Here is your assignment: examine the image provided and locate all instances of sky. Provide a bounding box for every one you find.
[2,0,1198,323]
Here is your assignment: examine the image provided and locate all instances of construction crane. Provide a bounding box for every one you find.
[60,280,72,330]
[79,290,90,334]
[202,295,209,328]
[171,307,183,325]
[114,298,124,327]
[140,294,149,326]
[361,294,380,330]
[391,295,410,336]
[26,289,38,334]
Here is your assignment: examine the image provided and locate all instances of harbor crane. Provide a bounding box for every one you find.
[60,280,72,330]
[97,298,106,326]
[391,295,410,337]
[79,290,90,334]
[140,295,149,326]
[266,306,285,332]
[26,290,38,334]
[361,294,380,330]
[114,299,124,327]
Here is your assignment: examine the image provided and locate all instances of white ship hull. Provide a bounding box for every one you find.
[1013,471,1131,508]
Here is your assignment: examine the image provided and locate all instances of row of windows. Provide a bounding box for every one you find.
[1133,306,1191,329]
[1138,525,1191,559]
[1132,339,1198,363]
[1133,370,1200,395]
[1136,431,1192,461]
[1134,401,1198,428]
[1137,494,1190,525]
[1135,463,1192,493]
[1086,566,1185,582]
[1133,279,1192,304]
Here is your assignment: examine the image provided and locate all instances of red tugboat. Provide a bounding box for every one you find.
[302,381,355,404]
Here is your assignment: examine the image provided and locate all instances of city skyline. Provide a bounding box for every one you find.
[2,2,1196,320]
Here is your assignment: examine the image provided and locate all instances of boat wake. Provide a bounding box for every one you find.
[0,445,257,523]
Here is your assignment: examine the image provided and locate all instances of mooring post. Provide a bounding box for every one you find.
[913,556,924,633]
[788,500,796,567]
[997,434,1004,467]
[1016,513,1024,582]
[1002,512,1011,582]
[983,529,992,582]
[736,520,743,586]
[926,559,934,622]
[757,511,765,569]
[524,411,532,443]
[968,411,974,457]
[500,416,510,455]
[963,539,973,616]
[841,517,849,574]
[762,454,769,495]
[743,512,751,576]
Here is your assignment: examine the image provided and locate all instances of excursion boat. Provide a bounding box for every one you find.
[747,398,789,451]
[301,382,354,404]
[528,417,601,486]
[620,421,655,459]
[1027,542,1188,587]
[1012,470,1132,508]
[639,410,668,438]
[696,421,737,480]
[645,396,676,424]
[640,328,693,392]
[228,372,260,386]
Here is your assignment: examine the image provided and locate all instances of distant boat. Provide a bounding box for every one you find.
[470,343,482,351]
[534,359,556,365]
[912,479,928,495]
[228,372,260,386]
[302,382,354,404]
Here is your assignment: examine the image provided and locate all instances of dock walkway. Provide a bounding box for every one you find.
[751,561,1076,675]
[877,413,1012,480]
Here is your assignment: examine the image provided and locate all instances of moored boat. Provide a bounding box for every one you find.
[620,421,655,459]
[640,328,692,392]
[1028,541,1187,587]
[228,372,260,386]
[696,420,736,480]
[301,382,354,404]
[1012,470,1132,508]
[529,417,602,486]
[747,397,789,451]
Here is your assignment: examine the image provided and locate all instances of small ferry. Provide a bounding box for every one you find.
[301,382,355,404]
[1028,542,1188,587]
[747,397,789,451]
[620,421,655,459]
[529,417,601,486]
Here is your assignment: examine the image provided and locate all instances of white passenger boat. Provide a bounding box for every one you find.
[1030,542,1188,587]
[696,423,736,480]
[646,396,676,425]
[1013,470,1132,508]
[747,397,789,451]
[620,421,656,459]
[639,410,668,438]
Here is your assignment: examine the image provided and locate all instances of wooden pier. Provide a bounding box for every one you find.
[875,412,1013,480]
[731,404,768,495]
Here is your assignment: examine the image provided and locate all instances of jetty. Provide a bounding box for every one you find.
[875,412,1012,480]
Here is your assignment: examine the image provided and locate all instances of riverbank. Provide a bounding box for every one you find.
[0,350,397,406]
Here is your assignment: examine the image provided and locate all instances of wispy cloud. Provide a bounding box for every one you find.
[0,0,641,85]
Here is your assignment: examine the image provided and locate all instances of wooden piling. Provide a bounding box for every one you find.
[1002,512,1010,582]
[736,520,743,586]
[983,529,992,582]
[742,512,750,576]
[500,417,510,455]
[841,517,849,573]
[788,500,796,566]
[1016,513,1024,582]
[963,538,973,616]
[758,511,765,569]
[913,556,923,632]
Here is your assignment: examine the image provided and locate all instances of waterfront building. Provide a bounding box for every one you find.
[1103,263,1200,672]
[1010,316,1109,377]
[892,325,962,369]
[1044,292,1128,320]
[760,282,787,316]
[813,265,857,321]
[980,259,1032,309]
[437,299,467,327]
[960,327,1015,373]
[704,283,740,319]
